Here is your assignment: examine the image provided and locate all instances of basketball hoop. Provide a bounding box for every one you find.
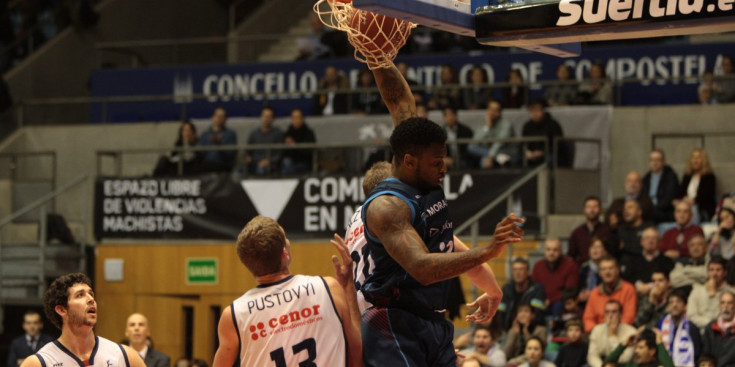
[314,0,416,70]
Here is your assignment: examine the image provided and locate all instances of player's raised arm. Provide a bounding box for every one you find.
[372,65,417,127]
[454,235,503,323]
[329,234,363,367]
[366,196,524,285]
[212,306,240,367]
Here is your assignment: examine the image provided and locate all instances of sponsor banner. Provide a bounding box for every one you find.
[90,42,731,122]
[94,171,537,239]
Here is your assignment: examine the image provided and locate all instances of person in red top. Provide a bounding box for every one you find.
[582,256,637,332]
[532,238,579,317]
[568,196,610,264]
[660,201,704,259]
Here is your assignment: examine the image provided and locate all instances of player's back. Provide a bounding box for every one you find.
[36,336,129,367]
[231,274,347,367]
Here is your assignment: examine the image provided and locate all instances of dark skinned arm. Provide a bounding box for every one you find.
[365,195,524,286]
[372,65,416,127]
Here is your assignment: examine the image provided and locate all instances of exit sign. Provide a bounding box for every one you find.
[186,258,218,285]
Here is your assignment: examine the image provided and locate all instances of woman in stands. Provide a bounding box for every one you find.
[710,207,735,260]
[516,336,556,367]
[676,148,717,223]
[153,121,203,176]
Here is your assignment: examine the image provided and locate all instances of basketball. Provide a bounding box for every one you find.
[349,10,404,53]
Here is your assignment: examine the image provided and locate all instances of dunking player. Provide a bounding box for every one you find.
[212,216,362,367]
[357,61,525,366]
[20,273,145,367]
[346,162,505,319]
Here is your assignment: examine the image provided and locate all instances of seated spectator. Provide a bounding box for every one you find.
[553,290,584,337]
[199,107,237,171]
[351,67,387,115]
[174,358,189,367]
[579,237,608,306]
[583,256,637,332]
[670,234,708,297]
[698,69,720,105]
[587,301,637,367]
[459,325,507,367]
[608,171,655,227]
[532,238,579,317]
[688,257,729,329]
[544,64,577,107]
[503,304,549,361]
[554,319,588,367]
[429,64,461,110]
[702,290,735,366]
[676,148,717,223]
[442,107,475,170]
[715,55,735,103]
[502,69,527,109]
[396,61,419,88]
[517,336,555,367]
[467,99,514,169]
[281,108,316,175]
[614,200,654,258]
[462,65,493,110]
[710,207,735,260]
[635,270,672,328]
[568,196,611,264]
[312,65,349,115]
[660,201,704,259]
[153,121,204,176]
[621,227,674,296]
[657,289,702,366]
[577,62,613,105]
[642,149,679,223]
[605,328,674,367]
[695,355,715,367]
[244,107,283,176]
[498,258,547,331]
[295,15,332,61]
[521,100,570,167]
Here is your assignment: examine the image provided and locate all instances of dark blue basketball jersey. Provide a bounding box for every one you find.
[360,177,455,313]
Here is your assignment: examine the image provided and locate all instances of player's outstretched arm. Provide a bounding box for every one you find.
[212,306,240,367]
[372,65,416,127]
[366,196,524,286]
[454,235,502,324]
[122,345,146,367]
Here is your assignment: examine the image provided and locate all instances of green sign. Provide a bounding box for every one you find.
[186,258,218,285]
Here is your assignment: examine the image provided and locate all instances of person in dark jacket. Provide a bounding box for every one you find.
[702,290,735,366]
[498,258,547,331]
[281,108,317,175]
[6,311,54,367]
[641,149,679,223]
[676,148,717,223]
[521,100,571,167]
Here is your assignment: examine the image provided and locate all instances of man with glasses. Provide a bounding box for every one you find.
[587,300,637,367]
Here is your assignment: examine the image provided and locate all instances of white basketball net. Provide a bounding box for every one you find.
[314,0,416,70]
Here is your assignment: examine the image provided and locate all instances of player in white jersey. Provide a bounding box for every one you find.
[212,216,362,367]
[20,273,145,367]
[346,162,506,323]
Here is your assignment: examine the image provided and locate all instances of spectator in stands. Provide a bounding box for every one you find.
[174,358,189,367]
[609,171,655,225]
[670,234,708,297]
[429,64,461,110]
[605,328,674,367]
[352,67,387,115]
[503,304,549,361]
[312,65,349,115]
[553,289,584,337]
[702,290,735,365]
[695,355,715,367]
[698,69,720,105]
[676,148,717,223]
[544,64,577,107]
[199,107,237,171]
[660,201,704,259]
[641,149,679,223]
[442,107,474,170]
[554,319,588,367]
[587,300,637,367]
[521,99,568,167]
[715,55,735,103]
[295,15,331,61]
[577,62,613,105]
[396,61,419,88]
[657,289,702,366]
[532,238,579,317]
[583,256,637,332]
[709,207,735,260]
[688,256,729,329]
[153,121,204,176]
[579,237,608,306]
[569,196,611,264]
[517,336,555,367]
[502,69,527,109]
[467,99,514,169]
[281,108,316,175]
[6,310,54,367]
[615,200,654,258]
[244,106,283,176]
[498,258,547,331]
[462,66,493,110]
[124,313,170,367]
[459,325,507,367]
[622,227,674,297]
[635,270,672,328]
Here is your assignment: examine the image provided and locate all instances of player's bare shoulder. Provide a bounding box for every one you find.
[19,355,42,367]
[365,195,412,237]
